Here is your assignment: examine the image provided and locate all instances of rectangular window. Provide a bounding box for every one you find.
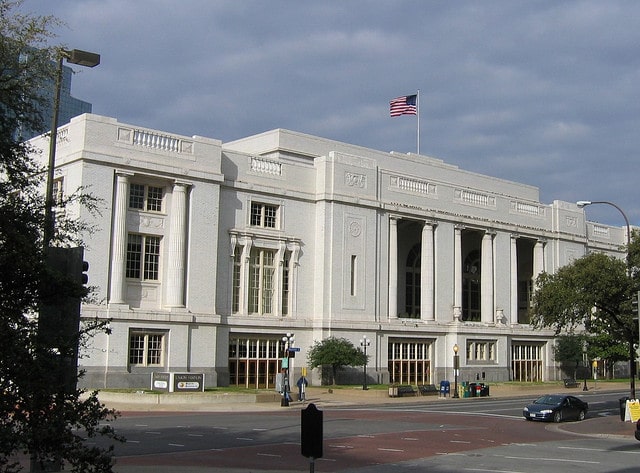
[126,233,161,281]
[129,183,164,212]
[232,251,242,313]
[282,251,290,315]
[387,339,432,385]
[350,255,357,296]
[248,248,276,315]
[511,342,543,382]
[129,332,165,366]
[466,340,496,361]
[250,202,278,228]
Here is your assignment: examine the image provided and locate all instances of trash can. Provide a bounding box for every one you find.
[481,384,489,397]
[469,383,477,397]
[439,380,450,397]
[462,381,470,398]
[620,397,629,421]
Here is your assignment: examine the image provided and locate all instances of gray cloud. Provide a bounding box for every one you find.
[20,0,640,225]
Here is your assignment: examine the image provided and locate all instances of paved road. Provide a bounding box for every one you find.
[108,390,639,472]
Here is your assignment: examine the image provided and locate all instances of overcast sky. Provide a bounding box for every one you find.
[20,0,640,227]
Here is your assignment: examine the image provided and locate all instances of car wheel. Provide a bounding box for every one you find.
[577,410,586,421]
[553,411,562,423]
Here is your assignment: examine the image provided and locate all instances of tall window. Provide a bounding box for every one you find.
[462,250,481,321]
[129,331,165,366]
[129,183,164,212]
[249,248,275,314]
[251,202,278,228]
[282,251,290,315]
[232,245,292,316]
[232,251,242,313]
[126,233,161,281]
[404,244,421,318]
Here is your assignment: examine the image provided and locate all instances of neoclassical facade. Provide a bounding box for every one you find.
[29,114,628,389]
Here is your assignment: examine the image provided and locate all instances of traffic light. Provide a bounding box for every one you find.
[39,246,87,393]
[81,260,89,285]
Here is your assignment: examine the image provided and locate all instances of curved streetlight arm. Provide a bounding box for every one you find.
[577,199,635,399]
[577,200,631,250]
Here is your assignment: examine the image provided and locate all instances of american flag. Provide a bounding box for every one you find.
[389,94,417,117]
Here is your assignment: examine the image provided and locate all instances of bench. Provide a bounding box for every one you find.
[418,384,438,396]
[396,385,418,397]
[564,378,579,388]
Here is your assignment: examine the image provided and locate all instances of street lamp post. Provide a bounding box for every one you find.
[577,200,634,399]
[452,344,460,398]
[582,342,589,392]
[281,332,294,407]
[360,335,370,390]
[43,48,100,249]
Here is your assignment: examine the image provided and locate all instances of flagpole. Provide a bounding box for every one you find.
[416,89,420,155]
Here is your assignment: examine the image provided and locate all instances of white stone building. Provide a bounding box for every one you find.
[29,113,627,389]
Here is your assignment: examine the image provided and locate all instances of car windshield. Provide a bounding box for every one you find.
[534,395,563,405]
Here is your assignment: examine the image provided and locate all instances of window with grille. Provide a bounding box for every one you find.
[129,183,164,212]
[126,233,161,281]
[250,202,278,228]
[466,340,496,362]
[228,337,284,388]
[387,339,432,385]
[511,342,544,382]
[129,332,165,366]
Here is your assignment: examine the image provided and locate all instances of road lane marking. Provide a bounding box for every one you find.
[257,453,281,457]
[500,455,598,464]
[378,448,404,452]
[168,443,184,447]
[236,437,253,441]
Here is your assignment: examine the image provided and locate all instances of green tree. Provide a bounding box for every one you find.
[1,2,120,472]
[554,334,584,378]
[307,337,367,385]
[532,233,640,396]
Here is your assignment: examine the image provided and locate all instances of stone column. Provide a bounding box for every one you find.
[165,182,188,308]
[510,235,519,324]
[533,240,545,281]
[420,222,435,321]
[109,171,131,305]
[481,231,494,324]
[388,217,398,319]
[453,226,463,321]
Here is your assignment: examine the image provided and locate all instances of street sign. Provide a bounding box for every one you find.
[289,347,301,351]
